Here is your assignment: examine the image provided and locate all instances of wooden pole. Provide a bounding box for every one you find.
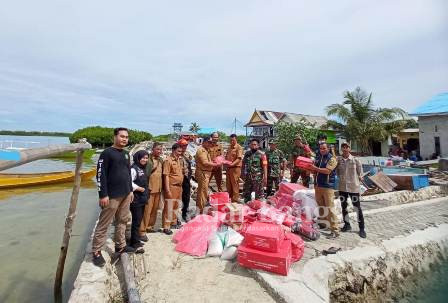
[0,143,91,171]
[54,150,85,301]
[120,253,141,303]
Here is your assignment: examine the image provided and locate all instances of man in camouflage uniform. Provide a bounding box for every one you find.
[241,138,268,202]
[290,134,313,187]
[265,139,286,197]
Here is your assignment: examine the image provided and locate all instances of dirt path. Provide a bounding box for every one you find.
[136,231,275,303]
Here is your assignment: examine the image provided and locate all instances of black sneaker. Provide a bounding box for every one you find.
[359,229,367,238]
[132,241,144,248]
[341,224,352,232]
[163,229,173,235]
[92,251,106,267]
[140,235,149,242]
[134,246,145,254]
[318,223,328,230]
[115,245,135,254]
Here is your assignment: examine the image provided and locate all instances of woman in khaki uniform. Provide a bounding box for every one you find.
[162,143,184,235]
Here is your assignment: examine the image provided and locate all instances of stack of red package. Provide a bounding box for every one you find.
[294,156,313,170]
[237,222,304,276]
[209,192,230,212]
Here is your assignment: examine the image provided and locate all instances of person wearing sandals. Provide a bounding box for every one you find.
[92,127,136,267]
[336,142,366,238]
[130,150,150,253]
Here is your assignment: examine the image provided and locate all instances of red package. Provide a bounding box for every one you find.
[214,155,232,165]
[209,192,230,212]
[258,206,286,225]
[282,214,298,227]
[211,210,228,224]
[278,182,307,196]
[247,199,267,210]
[244,222,285,252]
[295,156,313,170]
[238,239,292,276]
[174,215,221,257]
[285,232,305,262]
[275,193,295,209]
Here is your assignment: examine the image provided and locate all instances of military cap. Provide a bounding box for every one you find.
[268,139,277,144]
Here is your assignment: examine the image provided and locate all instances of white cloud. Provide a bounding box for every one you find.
[0,0,447,134]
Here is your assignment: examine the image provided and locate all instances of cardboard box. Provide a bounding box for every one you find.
[285,232,305,262]
[244,222,285,252]
[226,202,243,222]
[209,192,230,212]
[278,182,307,196]
[294,156,313,170]
[238,239,292,276]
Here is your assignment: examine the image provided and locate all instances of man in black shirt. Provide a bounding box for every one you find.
[92,127,135,267]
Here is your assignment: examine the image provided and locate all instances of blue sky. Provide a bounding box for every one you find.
[0,0,447,135]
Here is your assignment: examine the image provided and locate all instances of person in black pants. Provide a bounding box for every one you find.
[130,150,150,253]
[179,139,193,222]
[339,192,365,236]
[336,142,366,238]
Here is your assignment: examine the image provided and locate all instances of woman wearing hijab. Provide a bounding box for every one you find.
[130,150,150,253]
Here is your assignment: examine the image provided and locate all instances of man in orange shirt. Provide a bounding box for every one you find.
[162,143,184,235]
[208,132,223,191]
[225,134,244,202]
[194,137,220,213]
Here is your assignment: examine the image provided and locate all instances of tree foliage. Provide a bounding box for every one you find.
[0,130,71,137]
[189,122,200,133]
[325,87,406,155]
[273,120,320,158]
[69,126,152,147]
[152,134,171,142]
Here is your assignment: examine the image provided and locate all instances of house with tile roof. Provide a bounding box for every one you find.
[244,109,338,149]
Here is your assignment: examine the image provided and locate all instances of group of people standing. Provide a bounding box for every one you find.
[90,128,366,267]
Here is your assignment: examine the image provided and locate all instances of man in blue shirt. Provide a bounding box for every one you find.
[308,143,339,238]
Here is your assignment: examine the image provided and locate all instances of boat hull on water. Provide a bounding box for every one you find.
[0,168,97,189]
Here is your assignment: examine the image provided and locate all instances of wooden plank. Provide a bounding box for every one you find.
[368,171,397,192]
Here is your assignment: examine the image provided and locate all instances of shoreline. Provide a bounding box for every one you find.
[69,189,448,303]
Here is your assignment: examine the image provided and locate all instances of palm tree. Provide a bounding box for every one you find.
[189,122,200,133]
[326,87,407,155]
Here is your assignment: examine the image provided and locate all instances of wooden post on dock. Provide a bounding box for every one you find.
[54,150,85,301]
[121,253,142,303]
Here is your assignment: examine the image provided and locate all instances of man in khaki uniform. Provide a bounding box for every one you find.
[162,143,184,235]
[139,142,163,238]
[208,132,223,191]
[195,137,220,213]
[225,134,244,202]
[308,143,339,238]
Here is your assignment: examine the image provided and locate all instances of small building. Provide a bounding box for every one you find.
[410,93,448,159]
[244,110,337,149]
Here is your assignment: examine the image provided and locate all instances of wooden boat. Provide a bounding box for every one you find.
[50,149,96,159]
[0,167,97,189]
